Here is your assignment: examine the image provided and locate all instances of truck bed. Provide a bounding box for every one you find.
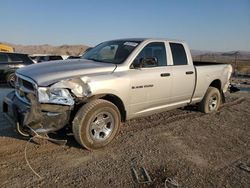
[192,63,232,103]
[193,61,228,66]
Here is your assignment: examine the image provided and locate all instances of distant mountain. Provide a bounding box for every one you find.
[221,51,250,59]
[1,42,90,56]
[191,50,250,62]
[1,42,250,61]
[191,50,213,56]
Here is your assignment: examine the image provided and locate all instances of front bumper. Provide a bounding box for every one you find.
[3,91,72,134]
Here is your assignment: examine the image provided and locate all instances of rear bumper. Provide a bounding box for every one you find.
[3,91,72,134]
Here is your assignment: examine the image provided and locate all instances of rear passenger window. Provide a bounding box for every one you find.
[0,54,8,63]
[170,43,188,65]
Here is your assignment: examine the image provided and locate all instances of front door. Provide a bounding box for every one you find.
[128,42,172,118]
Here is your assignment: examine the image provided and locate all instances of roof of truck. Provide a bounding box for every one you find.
[111,38,185,43]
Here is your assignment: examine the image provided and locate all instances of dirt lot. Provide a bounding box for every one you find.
[0,81,249,188]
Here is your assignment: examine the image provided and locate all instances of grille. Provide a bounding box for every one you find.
[15,75,37,104]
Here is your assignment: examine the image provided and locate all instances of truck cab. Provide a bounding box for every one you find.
[123,39,196,118]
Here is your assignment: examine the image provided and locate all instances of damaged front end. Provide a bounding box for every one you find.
[3,74,91,136]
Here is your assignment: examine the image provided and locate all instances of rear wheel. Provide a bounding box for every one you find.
[198,87,221,113]
[72,99,121,150]
[6,73,16,88]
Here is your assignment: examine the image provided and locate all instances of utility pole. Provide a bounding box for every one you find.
[234,51,239,73]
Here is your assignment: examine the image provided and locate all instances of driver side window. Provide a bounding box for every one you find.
[131,42,167,68]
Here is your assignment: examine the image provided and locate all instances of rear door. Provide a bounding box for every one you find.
[169,43,195,104]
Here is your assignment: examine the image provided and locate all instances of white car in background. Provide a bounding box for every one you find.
[30,54,69,63]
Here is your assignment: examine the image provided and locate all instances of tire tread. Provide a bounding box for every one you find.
[72,99,120,150]
[198,86,221,113]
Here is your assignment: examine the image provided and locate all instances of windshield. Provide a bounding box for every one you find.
[82,40,141,64]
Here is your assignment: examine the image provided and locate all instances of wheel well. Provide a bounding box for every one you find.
[209,79,225,102]
[209,79,221,91]
[101,94,126,122]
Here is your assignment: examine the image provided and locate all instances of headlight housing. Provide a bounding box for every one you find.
[38,87,74,106]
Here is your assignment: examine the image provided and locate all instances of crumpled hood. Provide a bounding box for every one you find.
[17,59,116,86]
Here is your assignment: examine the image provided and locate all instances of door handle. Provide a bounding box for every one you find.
[186,71,194,75]
[160,73,170,77]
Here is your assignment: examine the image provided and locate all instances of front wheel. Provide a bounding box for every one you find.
[198,87,221,113]
[72,99,121,150]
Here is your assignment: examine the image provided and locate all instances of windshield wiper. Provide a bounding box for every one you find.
[86,58,100,62]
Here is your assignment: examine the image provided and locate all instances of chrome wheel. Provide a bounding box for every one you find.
[198,87,221,114]
[73,99,121,150]
[208,95,218,111]
[89,111,114,141]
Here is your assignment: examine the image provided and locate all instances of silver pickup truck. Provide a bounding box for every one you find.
[3,38,232,150]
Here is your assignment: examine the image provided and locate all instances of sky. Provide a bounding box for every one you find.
[0,0,250,51]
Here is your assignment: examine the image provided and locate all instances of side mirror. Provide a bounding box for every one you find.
[132,57,158,69]
[133,59,141,68]
[140,57,158,67]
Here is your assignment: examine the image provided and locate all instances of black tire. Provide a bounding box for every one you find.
[6,73,16,88]
[72,99,121,150]
[198,86,221,113]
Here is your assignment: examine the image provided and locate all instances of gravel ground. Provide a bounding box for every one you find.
[0,83,249,188]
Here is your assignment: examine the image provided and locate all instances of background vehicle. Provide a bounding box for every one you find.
[3,38,232,150]
[0,43,14,52]
[30,54,68,63]
[0,52,34,87]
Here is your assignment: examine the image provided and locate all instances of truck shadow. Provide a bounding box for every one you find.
[0,122,83,149]
[47,128,83,149]
[0,83,199,150]
[0,106,200,150]
[182,105,199,111]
